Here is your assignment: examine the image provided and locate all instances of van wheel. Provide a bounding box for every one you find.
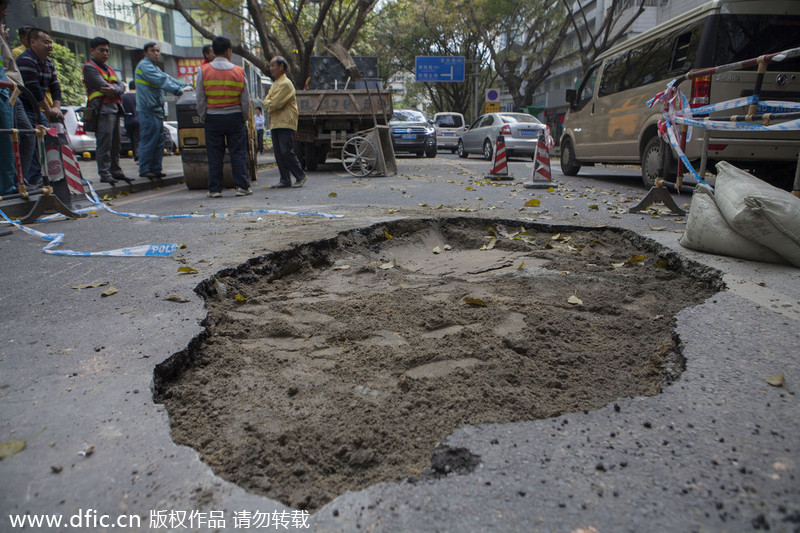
[483,139,493,160]
[560,138,580,176]
[641,136,665,188]
[457,140,468,158]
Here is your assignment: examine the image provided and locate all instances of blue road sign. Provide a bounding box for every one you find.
[415,56,466,83]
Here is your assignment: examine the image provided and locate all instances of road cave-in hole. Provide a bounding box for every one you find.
[154,217,722,512]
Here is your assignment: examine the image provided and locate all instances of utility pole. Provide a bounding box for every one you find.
[466,59,480,122]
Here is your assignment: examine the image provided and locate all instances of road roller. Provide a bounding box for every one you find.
[177,89,257,190]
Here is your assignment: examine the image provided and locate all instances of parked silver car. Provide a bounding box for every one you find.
[457,112,547,160]
[62,105,174,158]
[61,106,95,156]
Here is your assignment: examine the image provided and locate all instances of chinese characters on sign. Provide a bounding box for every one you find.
[177,58,204,85]
[415,56,466,83]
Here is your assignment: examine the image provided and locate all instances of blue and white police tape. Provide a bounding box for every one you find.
[663,119,708,187]
[757,100,800,114]
[0,208,179,257]
[675,96,758,117]
[1,180,346,225]
[673,116,800,132]
[78,179,345,221]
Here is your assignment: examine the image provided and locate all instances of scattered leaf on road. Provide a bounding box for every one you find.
[101,287,118,297]
[72,281,109,290]
[624,254,646,266]
[766,372,785,387]
[568,293,583,306]
[165,294,190,303]
[379,259,396,270]
[1,428,45,460]
[177,266,198,275]
[464,297,487,307]
[480,238,497,251]
[524,198,540,207]
[0,440,26,460]
[384,231,393,240]
[328,192,337,197]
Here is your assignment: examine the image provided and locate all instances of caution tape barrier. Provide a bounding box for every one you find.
[1,179,344,256]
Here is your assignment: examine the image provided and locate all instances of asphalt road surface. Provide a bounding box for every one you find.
[0,151,798,532]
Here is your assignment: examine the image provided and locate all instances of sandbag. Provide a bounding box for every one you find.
[714,161,800,267]
[679,184,787,263]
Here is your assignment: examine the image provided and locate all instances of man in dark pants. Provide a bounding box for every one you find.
[195,36,251,197]
[134,42,188,181]
[0,0,34,193]
[263,56,306,188]
[82,36,130,185]
[16,28,62,186]
[121,80,138,161]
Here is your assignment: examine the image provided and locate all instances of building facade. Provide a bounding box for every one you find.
[5,0,268,119]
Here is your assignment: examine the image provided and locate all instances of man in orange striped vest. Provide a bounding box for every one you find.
[196,36,252,197]
[82,37,131,185]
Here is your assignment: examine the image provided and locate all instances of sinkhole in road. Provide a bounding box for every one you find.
[154,217,722,512]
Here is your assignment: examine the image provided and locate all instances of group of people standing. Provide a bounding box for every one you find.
[196,37,307,196]
[0,9,306,198]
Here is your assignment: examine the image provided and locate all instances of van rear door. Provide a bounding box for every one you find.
[699,13,800,161]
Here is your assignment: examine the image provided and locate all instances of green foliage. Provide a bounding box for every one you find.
[50,43,85,106]
[363,0,489,120]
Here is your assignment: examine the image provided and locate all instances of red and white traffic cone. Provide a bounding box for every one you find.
[525,131,557,189]
[485,135,513,180]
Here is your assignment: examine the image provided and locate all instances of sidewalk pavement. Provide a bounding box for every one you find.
[1,150,275,220]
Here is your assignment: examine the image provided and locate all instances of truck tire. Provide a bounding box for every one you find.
[304,142,318,171]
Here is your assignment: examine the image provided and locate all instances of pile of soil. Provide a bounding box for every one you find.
[156,218,720,511]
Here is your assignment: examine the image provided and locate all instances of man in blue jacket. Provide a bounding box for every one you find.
[134,42,188,180]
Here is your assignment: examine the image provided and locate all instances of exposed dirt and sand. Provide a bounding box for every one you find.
[155,218,720,511]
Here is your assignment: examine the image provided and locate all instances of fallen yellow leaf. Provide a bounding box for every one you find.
[101,287,118,297]
[568,294,583,305]
[766,372,785,387]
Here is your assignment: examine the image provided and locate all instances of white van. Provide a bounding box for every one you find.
[560,0,800,188]
[433,112,466,153]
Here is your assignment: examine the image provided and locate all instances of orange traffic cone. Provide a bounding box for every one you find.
[525,132,557,189]
[485,135,513,180]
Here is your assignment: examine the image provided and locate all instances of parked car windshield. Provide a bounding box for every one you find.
[392,110,426,122]
[499,114,541,124]
[435,114,464,127]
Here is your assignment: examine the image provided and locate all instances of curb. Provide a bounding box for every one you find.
[0,174,186,220]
